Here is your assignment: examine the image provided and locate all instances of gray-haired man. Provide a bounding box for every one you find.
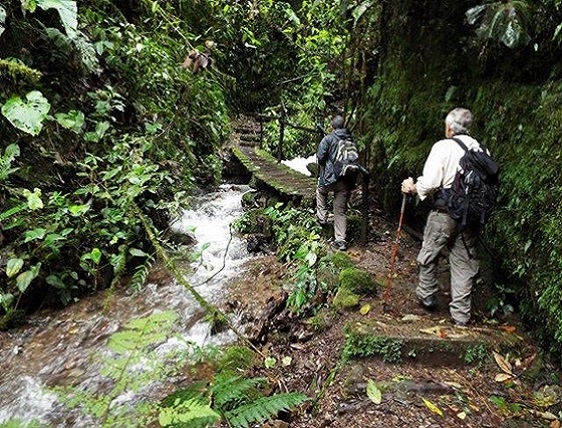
[401,107,484,326]
[316,115,353,251]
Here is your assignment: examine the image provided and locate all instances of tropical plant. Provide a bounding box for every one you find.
[160,371,308,428]
[466,1,532,49]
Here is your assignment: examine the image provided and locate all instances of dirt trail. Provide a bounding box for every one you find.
[225,211,558,428]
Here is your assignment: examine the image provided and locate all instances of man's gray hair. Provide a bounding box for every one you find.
[445,108,473,135]
[331,115,345,129]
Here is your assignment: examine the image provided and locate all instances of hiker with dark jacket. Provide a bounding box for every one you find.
[401,107,485,326]
[316,115,353,251]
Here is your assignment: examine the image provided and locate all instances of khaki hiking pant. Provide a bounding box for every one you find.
[316,181,351,243]
[416,210,479,324]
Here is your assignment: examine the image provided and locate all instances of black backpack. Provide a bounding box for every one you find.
[333,136,360,181]
[447,137,500,228]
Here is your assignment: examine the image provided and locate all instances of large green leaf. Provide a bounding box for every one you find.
[1,91,51,136]
[466,1,531,49]
[36,0,77,38]
[6,258,24,278]
[366,379,382,404]
[55,110,84,133]
[24,228,47,243]
[16,263,41,293]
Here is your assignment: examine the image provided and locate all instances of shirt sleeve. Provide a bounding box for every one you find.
[316,136,330,165]
[416,143,445,201]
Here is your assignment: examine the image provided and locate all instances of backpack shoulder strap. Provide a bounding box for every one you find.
[451,137,468,152]
[452,136,490,154]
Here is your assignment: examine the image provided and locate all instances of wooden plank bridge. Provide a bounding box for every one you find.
[230,116,319,207]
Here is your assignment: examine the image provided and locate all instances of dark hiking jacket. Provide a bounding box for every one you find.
[316,127,353,188]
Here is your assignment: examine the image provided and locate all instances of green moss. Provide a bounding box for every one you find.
[343,330,403,363]
[339,267,377,295]
[306,307,332,332]
[219,346,255,371]
[322,252,354,270]
[332,287,360,310]
[0,59,42,85]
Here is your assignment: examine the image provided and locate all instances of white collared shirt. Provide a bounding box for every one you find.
[416,134,482,201]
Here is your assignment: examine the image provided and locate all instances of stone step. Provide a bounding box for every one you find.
[343,318,525,367]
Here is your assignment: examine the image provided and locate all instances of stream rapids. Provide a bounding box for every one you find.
[0,184,251,427]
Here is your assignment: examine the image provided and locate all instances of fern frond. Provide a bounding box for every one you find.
[0,203,27,222]
[211,372,264,410]
[158,398,220,428]
[161,381,209,408]
[130,255,154,291]
[107,311,178,353]
[224,392,309,428]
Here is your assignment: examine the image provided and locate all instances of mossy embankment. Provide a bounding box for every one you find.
[363,1,562,356]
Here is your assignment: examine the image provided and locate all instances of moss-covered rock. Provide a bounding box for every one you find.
[219,345,255,372]
[342,329,403,364]
[323,252,354,270]
[339,267,378,295]
[305,307,335,332]
[333,287,360,310]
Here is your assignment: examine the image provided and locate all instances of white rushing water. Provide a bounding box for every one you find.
[281,154,316,176]
[0,184,251,427]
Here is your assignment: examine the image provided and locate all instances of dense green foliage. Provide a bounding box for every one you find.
[161,366,308,428]
[0,0,380,320]
[0,0,232,317]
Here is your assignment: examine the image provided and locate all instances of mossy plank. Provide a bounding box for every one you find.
[231,146,317,207]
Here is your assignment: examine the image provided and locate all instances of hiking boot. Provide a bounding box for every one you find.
[331,240,347,251]
[453,319,470,327]
[417,296,437,311]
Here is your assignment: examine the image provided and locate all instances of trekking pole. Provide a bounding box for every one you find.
[382,193,407,312]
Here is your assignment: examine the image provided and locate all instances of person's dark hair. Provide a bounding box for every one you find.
[331,115,345,129]
[445,108,473,135]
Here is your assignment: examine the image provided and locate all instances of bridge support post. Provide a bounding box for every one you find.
[277,113,285,162]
